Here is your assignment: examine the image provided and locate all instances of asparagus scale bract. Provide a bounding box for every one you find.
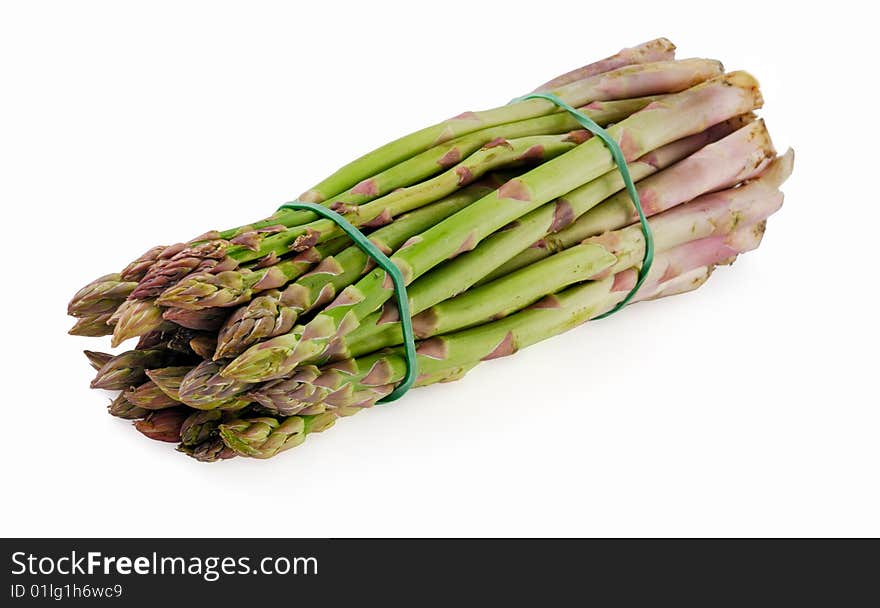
[68,39,793,461]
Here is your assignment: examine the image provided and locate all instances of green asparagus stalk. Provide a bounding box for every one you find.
[177,438,237,462]
[134,408,190,443]
[68,312,115,337]
[90,349,172,390]
[67,273,138,317]
[123,381,181,410]
[107,393,149,420]
[145,366,195,401]
[531,38,676,92]
[176,360,254,410]
[109,299,171,347]
[222,72,763,382]
[179,410,225,446]
[218,412,337,459]
[84,350,114,371]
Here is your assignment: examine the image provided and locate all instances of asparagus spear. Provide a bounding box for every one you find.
[179,410,225,446]
[109,299,171,347]
[222,72,763,382]
[531,38,676,92]
[120,247,166,281]
[176,409,246,460]
[107,393,149,420]
[123,381,181,410]
[176,360,254,410]
[67,273,138,317]
[218,412,337,459]
[134,409,190,443]
[178,438,237,462]
[90,349,172,390]
[68,312,115,337]
[84,350,114,371]
[68,248,170,328]
[144,365,192,396]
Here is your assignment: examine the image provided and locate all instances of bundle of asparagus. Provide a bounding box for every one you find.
[69,39,793,461]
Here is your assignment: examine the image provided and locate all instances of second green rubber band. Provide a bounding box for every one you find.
[510,92,655,319]
[276,201,417,403]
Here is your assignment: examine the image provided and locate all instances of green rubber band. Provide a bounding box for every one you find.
[276,201,417,403]
[510,93,655,319]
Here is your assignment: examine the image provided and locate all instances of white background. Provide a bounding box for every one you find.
[1,0,877,537]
